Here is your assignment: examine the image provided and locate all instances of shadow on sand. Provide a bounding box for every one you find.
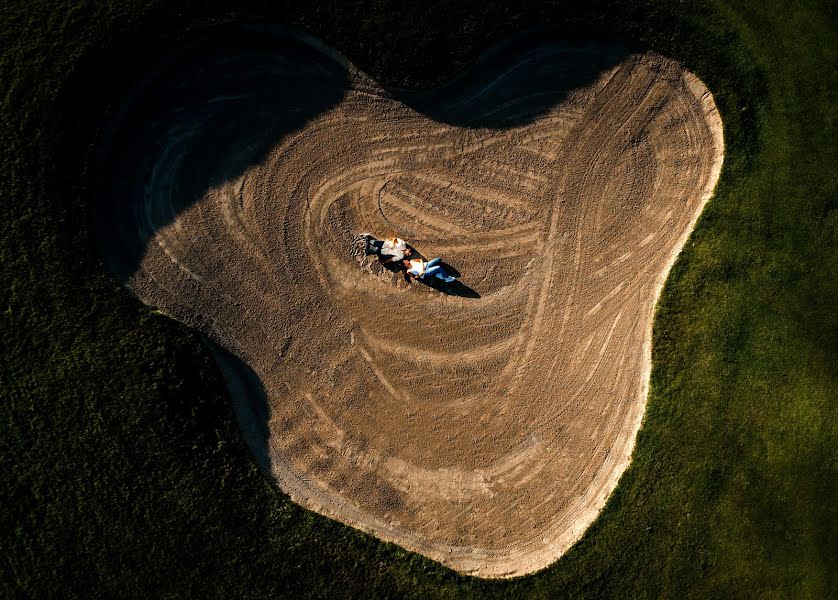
[206,340,272,474]
[415,275,481,299]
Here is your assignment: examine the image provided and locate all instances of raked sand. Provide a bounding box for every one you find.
[94,27,723,578]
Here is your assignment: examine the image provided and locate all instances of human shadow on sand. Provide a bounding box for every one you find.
[414,275,481,299]
[427,261,480,300]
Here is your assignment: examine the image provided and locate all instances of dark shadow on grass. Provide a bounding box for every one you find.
[92,26,352,284]
[397,30,628,129]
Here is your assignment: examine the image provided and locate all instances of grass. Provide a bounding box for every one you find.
[2,0,835,597]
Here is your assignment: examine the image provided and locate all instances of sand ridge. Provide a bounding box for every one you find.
[94,27,723,577]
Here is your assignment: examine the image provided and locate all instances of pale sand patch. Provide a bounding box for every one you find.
[94,28,723,577]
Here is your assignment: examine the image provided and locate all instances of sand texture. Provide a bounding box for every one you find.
[94,27,723,577]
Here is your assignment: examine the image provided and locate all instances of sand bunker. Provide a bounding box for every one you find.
[94,27,723,577]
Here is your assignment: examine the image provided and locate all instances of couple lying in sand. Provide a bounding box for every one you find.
[361,234,457,284]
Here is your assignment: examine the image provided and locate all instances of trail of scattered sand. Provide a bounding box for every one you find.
[94,27,723,577]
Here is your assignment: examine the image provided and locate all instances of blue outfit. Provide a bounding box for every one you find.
[409,257,455,283]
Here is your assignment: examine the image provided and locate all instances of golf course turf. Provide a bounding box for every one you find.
[2,0,835,597]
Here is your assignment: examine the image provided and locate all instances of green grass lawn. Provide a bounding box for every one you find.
[2,0,835,597]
